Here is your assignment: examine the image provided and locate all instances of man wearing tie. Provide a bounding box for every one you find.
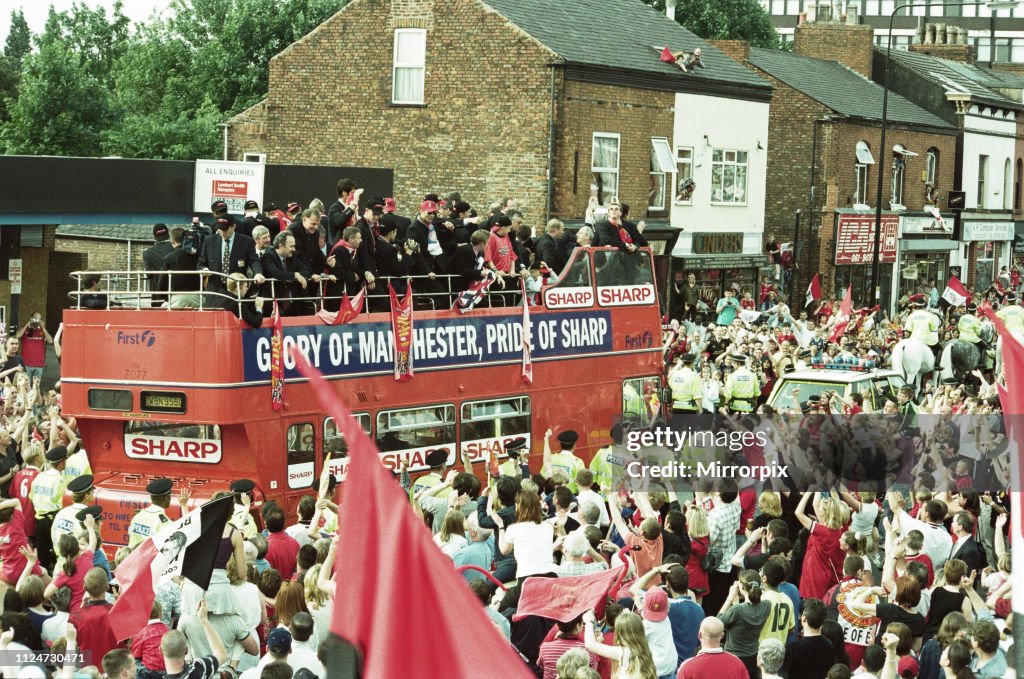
[949,510,985,574]
[261,232,308,315]
[198,216,265,293]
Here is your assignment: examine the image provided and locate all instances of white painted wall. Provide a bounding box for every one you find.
[961,107,1017,210]
[670,92,769,252]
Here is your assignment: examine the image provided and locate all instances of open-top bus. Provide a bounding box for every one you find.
[60,247,665,546]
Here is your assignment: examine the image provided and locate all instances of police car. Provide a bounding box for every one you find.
[767,363,906,412]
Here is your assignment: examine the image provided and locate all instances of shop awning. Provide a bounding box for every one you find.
[901,239,957,252]
[671,250,771,269]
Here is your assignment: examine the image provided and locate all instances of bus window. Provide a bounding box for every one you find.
[460,397,531,462]
[124,421,222,464]
[89,389,132,412]
[323,414,370,482]
[543,250,594,309]
[376,405,456,471]
[595,251,656,306]
[287,422,315,489]
[622,377,662,429]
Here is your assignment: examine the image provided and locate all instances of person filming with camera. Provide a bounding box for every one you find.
[15,313,52,383]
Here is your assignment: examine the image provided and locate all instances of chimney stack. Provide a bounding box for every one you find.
[666,0,677,21]
[910,21,974,62]
[794,22,874,79]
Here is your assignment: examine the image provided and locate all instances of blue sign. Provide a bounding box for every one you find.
[242,310,613,381]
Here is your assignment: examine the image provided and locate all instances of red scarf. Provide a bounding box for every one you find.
[618,227,633,245]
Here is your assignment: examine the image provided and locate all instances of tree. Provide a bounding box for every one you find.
[39,1,131,87]
[0,56,18,123]
[643,0,779,49]
[1,41,113,156]
[3,10,31,65]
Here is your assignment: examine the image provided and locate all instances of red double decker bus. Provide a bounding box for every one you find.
[60,247,664,546]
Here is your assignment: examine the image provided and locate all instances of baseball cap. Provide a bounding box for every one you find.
[642,588,669,622]
[420,200,438,213]
[152,223,169,238]
[211,200,228,213]
[244,200,259,211]
[267,627,292,654]
[383,197,397,213]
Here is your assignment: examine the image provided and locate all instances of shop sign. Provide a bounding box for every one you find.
[900,214,953,236]
[902,264,918,280]
[962,221,1014,242]
[692,233,744,255]
[835,214,898,265]
[684,255,769,269]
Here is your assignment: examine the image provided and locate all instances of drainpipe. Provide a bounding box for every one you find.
[220,123,229,161]
[546,65,558,222]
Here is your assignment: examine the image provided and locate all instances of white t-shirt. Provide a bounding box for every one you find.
[898,514,953,570]
[503,521,556,578]
[643,617,679,677]
[577,488,611,528]
[434,533,469,558]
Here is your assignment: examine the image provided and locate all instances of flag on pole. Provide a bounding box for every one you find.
[316,287,366,326]
[289,350,535,679]
[108,495,233,641]
[828,285,853,343]
[521,278,533,385]
[941,275,970,308]
[514,565,626,623]
[270,300,284,412]
[453,270,497,313]
[389,283,414,382]
[805,273,822,308]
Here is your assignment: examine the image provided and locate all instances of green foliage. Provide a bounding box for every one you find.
[3,10,31,65]
[1,41,113,155]
[0,0,347,159]
[642,0,780,49]
[0,56,17,123]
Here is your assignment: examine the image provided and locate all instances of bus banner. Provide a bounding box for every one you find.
[243,310,613,381]
[124,433,223,464]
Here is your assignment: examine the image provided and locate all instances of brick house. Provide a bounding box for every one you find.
[225,0,773,305]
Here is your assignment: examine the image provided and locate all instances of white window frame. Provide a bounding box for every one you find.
[1004,157,1013,210]
[649,138,674,212]
[675,146,694,205]
[392,28,426,105]
[925,148,938,185]
[978,155,989,209]
[891,154,905,208]
[710,149,748,205]
[855,163,870,207]
[591,132,621,206]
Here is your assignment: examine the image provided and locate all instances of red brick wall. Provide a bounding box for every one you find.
[908,44,974,63]
[261,0,557,225]
[552,81,675,220]
[794,22,874,79]
[226,99,269,161]
[54,238,148,278]
[707,40,750,63]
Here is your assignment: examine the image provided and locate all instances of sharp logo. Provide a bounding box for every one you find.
[117,330,156,347]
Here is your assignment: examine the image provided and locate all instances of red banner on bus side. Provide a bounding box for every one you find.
[270,300,284,411]
[390,283,414,382]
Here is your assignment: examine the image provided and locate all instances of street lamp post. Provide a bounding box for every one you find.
[871,0,1018,309]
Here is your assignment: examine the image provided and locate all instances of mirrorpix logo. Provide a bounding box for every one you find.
[625,330,654,350]
[117,330,157,347]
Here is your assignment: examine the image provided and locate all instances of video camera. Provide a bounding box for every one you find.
[182,217,211,256]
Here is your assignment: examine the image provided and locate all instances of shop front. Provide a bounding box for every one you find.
[896,212,956,307]
[1014,224,1024,278]
[962,219,1015,292]
[832,212,898,309]
[670,232,770,314]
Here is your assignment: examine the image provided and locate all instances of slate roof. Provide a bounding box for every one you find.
[56,224,171,241]
[481,0,770,92]
[748,47,955,130]
[883,49,1023,108]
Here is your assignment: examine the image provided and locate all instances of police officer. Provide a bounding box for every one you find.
[958,304,984,346]
[52,474,94,550]
[669,354,702,414]
[997,292,1024,334]
[723,354,759,413]
[498,437,530,478]
[30,445,70,573]
[230,479,259,538]
[904,294,940,346]
[410,449,449,498]
[127,478,178,549]
[541,429,585,493]
[589,423,628,493]
[62,447,92,485]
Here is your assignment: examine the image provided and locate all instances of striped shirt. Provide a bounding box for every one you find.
[537,635,598,679]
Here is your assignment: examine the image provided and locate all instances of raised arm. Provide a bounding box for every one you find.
[198,600,228,665]
[582,610,623,662]
[730,527,765,568]
[794,492,813,531]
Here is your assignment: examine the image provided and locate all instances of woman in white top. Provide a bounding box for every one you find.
[433,509,469,558]
[700,365,721,413]
[491,489,556,580]
[582,610,658,679]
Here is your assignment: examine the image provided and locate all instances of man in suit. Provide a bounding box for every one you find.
[949,510,985,574]
[448,229,491,295]
[161,227,202,308]
[595,201,645,251]
[375,221,408,302]
[535,219,565,274]
[354,199,382,293]
[261,232,308,315]
[326,226,365,311]
[288,208,333,284]
[326,178,359,247]
[204,273,264,329]
[380,197,411,246]
[143,223,174,307]
[198,217,264,293]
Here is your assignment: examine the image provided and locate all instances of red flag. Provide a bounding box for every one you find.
[513,565,626,622]
[805,273,822,308]
[316,287,366,326]
[521,278,533,385]
[290,352,534,679]
[108,496,233,641]
[941,275,970,308]
[660,46,676,63]
[828,285,853,343]
[389,283,414,382]
[270,300,284,412]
